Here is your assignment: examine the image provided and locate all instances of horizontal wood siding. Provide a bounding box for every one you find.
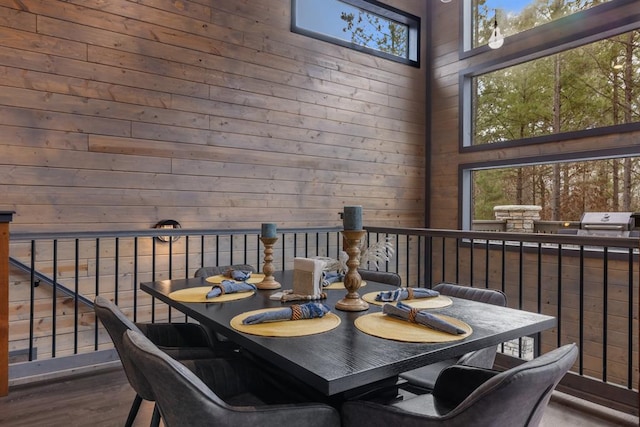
[0,0,428,232]
[1,0,427,374]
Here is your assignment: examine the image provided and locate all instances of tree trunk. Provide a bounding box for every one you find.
[551,54,562,220]
[622,33,633,210]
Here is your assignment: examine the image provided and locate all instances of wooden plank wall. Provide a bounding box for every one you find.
[0,0,428,233]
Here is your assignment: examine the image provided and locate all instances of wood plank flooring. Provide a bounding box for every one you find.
[0,368,153,427]
[0,365,636,427]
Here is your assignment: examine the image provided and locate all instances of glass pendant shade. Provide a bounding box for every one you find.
[488,25,504,49]
[488,11,503,49]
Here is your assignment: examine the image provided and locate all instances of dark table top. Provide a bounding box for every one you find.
[141,271,556,397]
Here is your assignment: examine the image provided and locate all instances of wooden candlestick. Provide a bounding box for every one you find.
[258,236,281,290]
[335,230,369,312]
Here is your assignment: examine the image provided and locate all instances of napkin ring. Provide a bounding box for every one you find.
[408,307,420,323]
[290,305,303,320]
[211,284,225,295]
[406,288,414,300]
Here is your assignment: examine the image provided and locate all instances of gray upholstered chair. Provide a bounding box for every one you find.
[122,329,341,427]
[342,343,578,427]
[358,269,402,287]
[400,283,507,391]
[194,264,256,278]
[94,296,225,427]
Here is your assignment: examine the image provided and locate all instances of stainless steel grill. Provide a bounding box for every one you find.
[577,212,634,237]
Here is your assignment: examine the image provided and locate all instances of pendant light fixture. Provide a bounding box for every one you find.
[488,9,504,49]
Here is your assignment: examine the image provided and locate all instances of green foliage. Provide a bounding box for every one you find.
[473,169,512,219]
[340,10,408,57]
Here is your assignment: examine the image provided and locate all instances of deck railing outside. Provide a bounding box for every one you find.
[6,225,639,415]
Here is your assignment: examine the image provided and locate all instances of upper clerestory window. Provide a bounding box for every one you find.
[292,0,420,67]
[467,0,613,51]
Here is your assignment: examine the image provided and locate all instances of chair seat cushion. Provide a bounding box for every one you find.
[399,358,458,390]
[391,393,456,417]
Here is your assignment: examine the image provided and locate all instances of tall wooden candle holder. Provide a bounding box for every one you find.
[258,236,281,290]
[335,229,369,312]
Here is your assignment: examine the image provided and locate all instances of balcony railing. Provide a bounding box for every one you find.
[6,226,639,415]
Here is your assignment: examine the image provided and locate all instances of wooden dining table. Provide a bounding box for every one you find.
[141,271,556,403]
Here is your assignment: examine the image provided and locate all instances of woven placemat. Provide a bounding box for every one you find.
[354,312,472,343]
[324,280,367,290]
[168,287,255,303]
[206,274,265,284]
[230,309,341,337]
[362,292,453,309]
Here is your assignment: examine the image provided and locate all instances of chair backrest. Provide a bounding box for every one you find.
[194,264,256,278]
[122,329,340,427]
[433,282,506,307]
[358,269,402,287]
[94,296,155,401]
[435,343,578,427]
[433,283,507,368]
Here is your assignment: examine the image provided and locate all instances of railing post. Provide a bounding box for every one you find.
[0,211,14,396]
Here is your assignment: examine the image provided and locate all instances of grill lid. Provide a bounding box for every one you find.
[578,212,633,237]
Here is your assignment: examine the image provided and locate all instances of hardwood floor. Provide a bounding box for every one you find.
[0,365,636,427]
[0,368,153,427]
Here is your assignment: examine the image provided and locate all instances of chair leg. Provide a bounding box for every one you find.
[125,394,143,427]
[150,404,161,427]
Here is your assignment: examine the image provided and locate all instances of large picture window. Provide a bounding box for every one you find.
[469,29,639,146]
[292,0,420,66]
[459,0,640,230]
[471,157,640,222]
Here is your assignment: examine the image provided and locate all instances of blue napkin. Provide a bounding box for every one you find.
[375,287,439,302]
[207,280,257,299]
[228,270,252,281]
[242,302,331,325]
[382,301,465,335]
[322,271,344,287]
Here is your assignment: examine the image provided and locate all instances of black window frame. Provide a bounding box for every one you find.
[291,0,421,67]
[460,0,640,150]
[456,0,640,230]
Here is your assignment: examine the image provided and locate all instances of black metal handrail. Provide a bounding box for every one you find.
[6,225,639,414]
[9,257,93,307]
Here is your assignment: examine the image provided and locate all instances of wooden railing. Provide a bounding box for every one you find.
[0,211,14,396]
[5,225,639,415]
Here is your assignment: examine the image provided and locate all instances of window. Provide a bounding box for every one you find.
[469,0,613,51]
[471,29,639,146]
[471,157,640,222]
[459,0,640,230]
[292,0,420,66]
